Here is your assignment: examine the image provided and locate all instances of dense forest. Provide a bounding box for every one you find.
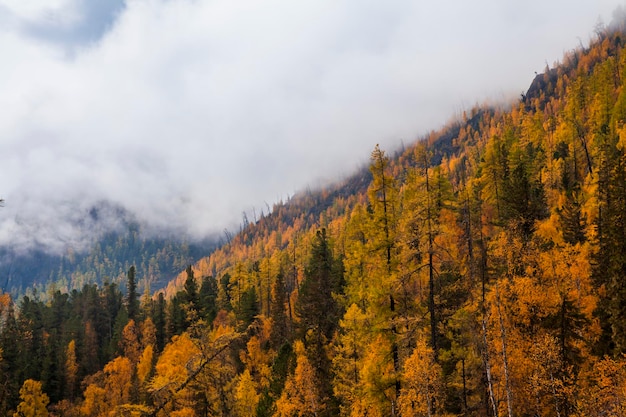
[3,20,626,417]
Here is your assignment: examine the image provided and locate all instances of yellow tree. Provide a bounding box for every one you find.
[103,356,134,410]
[141,317,157,351]
[398,338,443,417]
[240,335,272,390]
[341,204,371,310]
[80,384,107,417]
[258,256,278,318]
[338,145,414,416]
[149,333,200,415]
[481,133,509,220]
[137,344,154,386]
[399,144,458,354]
[485,235,598,417]
[65,340,79,400]
[150,323,240,417]
[120,319,142,365]
[137,319,157,400]
[526,333,569,417]
[357,335,397,417]
[194,324,239,416]
[234,369,260,417]
[576,355,626,416]
[332,303,370,415]
[275,340,324,417]
[13,379,49,417]
[365,144,402,411]
[77,358,134,416]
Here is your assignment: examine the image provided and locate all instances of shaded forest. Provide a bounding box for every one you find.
[3,19,626,417]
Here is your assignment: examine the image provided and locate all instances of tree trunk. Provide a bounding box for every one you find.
[495,284,513,417]
[482,318,499,417]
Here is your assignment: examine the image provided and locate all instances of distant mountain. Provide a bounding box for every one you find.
[0,203,217,297]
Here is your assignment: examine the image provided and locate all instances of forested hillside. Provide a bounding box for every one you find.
[0,216,215,298]
[3,21,626,417]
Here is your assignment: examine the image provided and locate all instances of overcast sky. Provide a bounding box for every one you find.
[0,0,622,254]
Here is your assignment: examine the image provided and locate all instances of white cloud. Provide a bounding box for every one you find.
[3,0,79,22]
[0,0,622,253]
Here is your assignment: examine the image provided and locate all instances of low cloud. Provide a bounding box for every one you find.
[0,0,621,254]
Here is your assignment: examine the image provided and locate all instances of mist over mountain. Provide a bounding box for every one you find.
[4,4,626,416]
[0,0,619,264]
[0,200,217,295]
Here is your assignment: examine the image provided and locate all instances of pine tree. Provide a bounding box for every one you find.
[501,157,548,238]
[296,229,342,415]
[236,287,259,330]
[182,265,200,325]
[152,292,166,352]
[18,296,46,382]
[296,229,341,341]
[594,96,626,355]
[127,266,139,321]
[165,294,186,339]
[0,302,20,413]
[270,270,290,350]
[183,265,199,309]
[559,190,587,244]
[199,275,218,324]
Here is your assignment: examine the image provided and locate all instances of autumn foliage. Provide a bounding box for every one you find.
[3,17,626,417]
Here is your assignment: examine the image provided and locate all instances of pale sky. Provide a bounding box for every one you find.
[0,0,622,253]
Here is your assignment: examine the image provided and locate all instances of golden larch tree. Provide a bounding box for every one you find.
[14,379,49,417]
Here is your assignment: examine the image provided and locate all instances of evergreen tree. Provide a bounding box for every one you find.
[18,296,46,382]
[217,273,233,312]
[182,265,200,326]
[40,329,62,404]
[165,294,186,339]
[0,303,20,413]
[296,229,343,415]
[126,266,139,321]
[236,287,259,330]
[152,292,166,351]
[559,190,587,244]
[109,307,129,359]
[183,265,199,308]
[199,275,218,325]
[296,229,341,341]
[594,118,626,355]
[102,282,123,354]
[270,270,290,350]
[501,158,548,238]
[257,343,294,417]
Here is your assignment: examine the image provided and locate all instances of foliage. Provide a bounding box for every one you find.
[14,379,49,417]
[3,17,626,417]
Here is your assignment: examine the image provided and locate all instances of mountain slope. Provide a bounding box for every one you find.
[3,20,626,417]
[152,22,626,415]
